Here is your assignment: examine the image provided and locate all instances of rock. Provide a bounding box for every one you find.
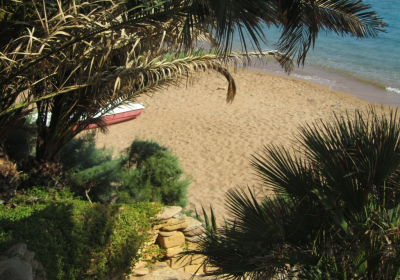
[204,265,219,274]
[160,215,189,231]
[149,267,179,280]
[152,222,166,230]
[148,230,160,244]
[190,255,206,265]
[160,214,188,232]
[158,231,177,237]
[134,267,149,276]
[30,260,38,270]
[165,246,184,258]
[182,227,205,237]
[186,242,200,251]
[182,217,202,232]
[150,261,168,271]
[0,259,33,280]
[132,260,147,270]
[156,206,182,220]
[7,243,27,257]
[184,264,204,276]
[23,250,35,263]
[161,220,188,232]
[35,260,44,271]
[158,232,185,249]
[185,234,206,243]
[168,257,191,269]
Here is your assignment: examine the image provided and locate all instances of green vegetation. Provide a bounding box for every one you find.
[58,132,123,203]
[0,0,390,279]
[0,187,161,279]
[186,108,400,280]
[118,139,190,207]
[3,115,36,164]
[58,135,190,206]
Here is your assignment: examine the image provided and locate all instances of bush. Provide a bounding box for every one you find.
[56,136,190,206]
[0,186,161,279]
[3,115,36,165]
[118,139,190,207]
[58,131,123,203]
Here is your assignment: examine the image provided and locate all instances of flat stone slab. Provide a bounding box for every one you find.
[130,267,179,280]
[7,244,27,257]
[165,246,184,258]
[150,261,168,271]
[159,231,177,237]
[156,207,182,220]
[185,234,206,243]
[183,227,205,237]
[161,220,189,232]
[162,215,187,227]
[182,217,202,232]
[135,266,149,276]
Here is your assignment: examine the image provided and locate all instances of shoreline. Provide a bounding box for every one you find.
[248,60,400,108]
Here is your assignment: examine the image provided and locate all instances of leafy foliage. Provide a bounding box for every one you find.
[0,186,161,279]
[57,131,123,203]
[118,138,190,207]
[56,136,189,206]
[185,107,400,279]
[3,115,36,164]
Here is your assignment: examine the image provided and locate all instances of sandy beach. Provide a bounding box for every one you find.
[95,67,389,221]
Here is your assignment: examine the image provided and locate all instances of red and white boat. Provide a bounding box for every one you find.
[85,102,144,129]
[33,102,145,130]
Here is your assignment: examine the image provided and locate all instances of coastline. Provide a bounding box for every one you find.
[248,60,400,108]
[95,67,390,221]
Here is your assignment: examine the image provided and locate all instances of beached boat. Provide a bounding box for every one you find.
[84,102,144,129]
[32,102,145,129]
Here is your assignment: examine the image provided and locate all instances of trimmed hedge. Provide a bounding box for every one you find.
[0,187,161,279]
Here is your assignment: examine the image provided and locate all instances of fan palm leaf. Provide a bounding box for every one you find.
[187,108,400,279]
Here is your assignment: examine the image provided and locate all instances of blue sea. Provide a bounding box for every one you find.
[232,0,400,107]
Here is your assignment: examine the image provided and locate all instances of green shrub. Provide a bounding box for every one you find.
[118,139,190,207]
[0,186,161,280]
[58,131,114,172]
[124,138,167,168]
[58,131,124,203]
[57,136,190,206]
[3,115,36,164]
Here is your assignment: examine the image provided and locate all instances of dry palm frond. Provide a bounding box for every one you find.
[0,0,385,160]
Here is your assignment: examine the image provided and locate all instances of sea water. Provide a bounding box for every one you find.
[232,0,400,107]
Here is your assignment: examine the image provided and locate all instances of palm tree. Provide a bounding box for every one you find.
[186,107,400,279]
[0,0,386,162]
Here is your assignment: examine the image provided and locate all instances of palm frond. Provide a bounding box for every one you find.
[276,0,387,65]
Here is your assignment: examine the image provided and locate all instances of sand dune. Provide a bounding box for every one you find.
[95,68,385,221]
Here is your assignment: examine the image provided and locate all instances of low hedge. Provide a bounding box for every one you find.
[0,187,161,279]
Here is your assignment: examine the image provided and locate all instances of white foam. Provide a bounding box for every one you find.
[386,87,400,94]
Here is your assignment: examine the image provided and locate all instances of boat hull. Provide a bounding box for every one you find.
[84,108,143,129]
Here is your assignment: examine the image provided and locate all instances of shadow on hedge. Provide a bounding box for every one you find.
[0,194,158,280]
